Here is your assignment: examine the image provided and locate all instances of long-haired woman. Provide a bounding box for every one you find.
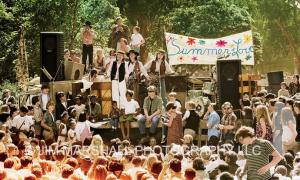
[256,105,273,142]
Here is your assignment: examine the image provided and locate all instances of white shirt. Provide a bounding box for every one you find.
[122,99,140,114]
[128,60,148,77]
[74,104,86,118]
[75,121,91,141]
[130,33,143,46]
[11,115,34,131]
[41,93,49,110]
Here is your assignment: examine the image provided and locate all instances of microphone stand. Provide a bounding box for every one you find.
[53,59,64,81]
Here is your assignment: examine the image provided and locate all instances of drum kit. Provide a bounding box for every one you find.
[187,79,217,117]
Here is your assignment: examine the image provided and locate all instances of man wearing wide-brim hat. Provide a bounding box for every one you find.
[127,49,149,105]
[80,21,96,72]
[106,49,129,108]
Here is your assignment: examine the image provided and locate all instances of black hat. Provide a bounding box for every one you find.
[84,21,92,28]
[127,49,139,57]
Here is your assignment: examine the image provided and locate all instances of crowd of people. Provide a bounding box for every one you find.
[1,16,300,179]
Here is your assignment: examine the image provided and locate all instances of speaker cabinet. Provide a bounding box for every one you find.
[64,61,85,80]
[40,32,64,83]
[267,71,284,85]
[217,59,241,109]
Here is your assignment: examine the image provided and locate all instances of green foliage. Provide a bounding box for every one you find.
[0,0,120,81]
[0,80,21,99]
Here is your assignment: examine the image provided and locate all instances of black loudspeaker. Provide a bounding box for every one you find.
[217,59,241,109]
[267,71,284,85]
[165,75,187,92]
[40,32,64,83]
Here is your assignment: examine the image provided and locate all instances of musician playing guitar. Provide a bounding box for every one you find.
[144,49,174,107]
[127,50,149,105]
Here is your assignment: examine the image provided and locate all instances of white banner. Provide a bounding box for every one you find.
[165,30,254,65]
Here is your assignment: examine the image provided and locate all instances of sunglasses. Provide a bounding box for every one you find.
[148,91,155,93]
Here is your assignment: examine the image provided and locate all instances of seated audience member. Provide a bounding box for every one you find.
[86,95,101,122]
[138,86,163,137]
[167,92,182,112]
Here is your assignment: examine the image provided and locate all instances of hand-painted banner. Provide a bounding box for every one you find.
[165,30,254,65]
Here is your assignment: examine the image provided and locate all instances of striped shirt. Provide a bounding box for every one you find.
[243,139,275,180]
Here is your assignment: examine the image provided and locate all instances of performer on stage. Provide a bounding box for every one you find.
[127,49,149,105]
[144,49,174,107]
[106,50,129,108]
[80,21,96,72]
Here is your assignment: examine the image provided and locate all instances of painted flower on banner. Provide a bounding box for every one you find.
[192,56,198,62]
[166,36,174,44]
[187,37,196,46]
[216,40,227,47]
[177,56,184,62]
[198,40,206,45]
[245,55,252,61]
[243,34,252,44]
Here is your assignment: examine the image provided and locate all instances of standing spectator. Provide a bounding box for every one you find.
[167,92,181,112]
[109,17,129,50]
[205,103,220,146]
[289,75,300,96]
[282,107,298,152]
[278,82,290,98]
[294,101,300,151]
[183,101,200,138]
[68,120,77,144]
[57,111,68,145]
[219,102,237,143]
[41,101,57,144]
[2,89,15,105]
[116,38,130,54]
[130,26,145,53]
[94,48,105,73]
[235,126,283,180]
[81,21,96,72]
[272,101,285,154]
[138,86,163,137]
[163,103,183,145]
[255,105,273,142]
[31,96,43,139]
[104,49,116,73]
[55,92,67,121]
[39,84,50,113]
[106,50,129,108]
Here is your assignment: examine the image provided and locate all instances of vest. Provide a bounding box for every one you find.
[110,61,125,82]
[150,60,166,75]
[185,110,200,132]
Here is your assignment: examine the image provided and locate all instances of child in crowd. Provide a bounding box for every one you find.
[130,26,145,53]
[119,90,140,140]
[110,101,121,130]
[278,82,290,97]
[74,95,85,120]
[57,111,68,145]
[68,120,77,144]
[167,92,182,112]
